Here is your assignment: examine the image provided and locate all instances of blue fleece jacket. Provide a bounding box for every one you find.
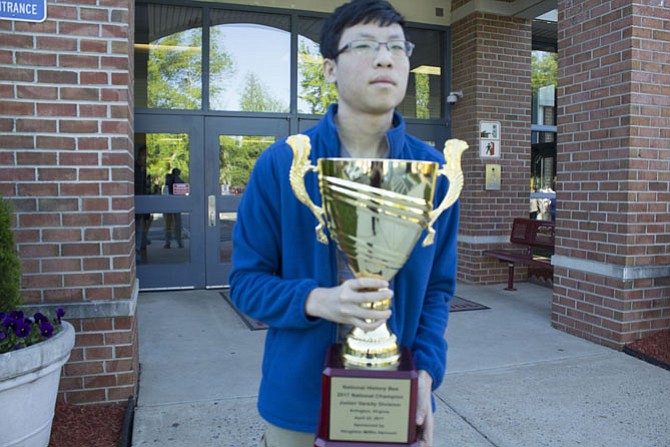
[229,105,458,433]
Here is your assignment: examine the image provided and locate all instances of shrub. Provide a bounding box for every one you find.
[0,198,23,312]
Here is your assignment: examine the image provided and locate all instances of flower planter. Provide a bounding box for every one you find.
[0,321,75,447]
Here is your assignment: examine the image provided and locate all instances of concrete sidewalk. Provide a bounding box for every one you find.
[131,282,670,446]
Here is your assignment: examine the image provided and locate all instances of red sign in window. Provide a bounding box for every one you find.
[172,183,190,195]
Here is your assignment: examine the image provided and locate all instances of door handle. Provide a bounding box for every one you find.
[208,195,216,227]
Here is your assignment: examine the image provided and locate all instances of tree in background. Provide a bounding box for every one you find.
[219,135,274,192]
[414,72,430,119]
[146,134,190,191]
[147,27,235,110]
[239,72,287,113]
[298,40,337,114]
[531,51,558,91]
[142,27,234,186]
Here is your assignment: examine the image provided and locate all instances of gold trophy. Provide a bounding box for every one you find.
[288,134,467,446]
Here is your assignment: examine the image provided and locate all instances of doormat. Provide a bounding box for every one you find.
[220,291,268,331]
[450,296,490,312]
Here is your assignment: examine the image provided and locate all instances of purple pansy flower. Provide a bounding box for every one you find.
[14,319,31,338]
[56,308,65,324]
[39,320,54,338]
[1,308,65,354]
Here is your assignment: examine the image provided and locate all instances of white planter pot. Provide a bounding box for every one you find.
[0,321,75,447]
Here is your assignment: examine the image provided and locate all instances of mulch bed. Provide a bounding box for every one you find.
[623,328,670,371]
[49,400,127,447]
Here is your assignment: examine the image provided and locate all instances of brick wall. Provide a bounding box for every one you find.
[61,314,138,403]
[0,0,138,404]
[450,11,533,283]
[554,0,670,348]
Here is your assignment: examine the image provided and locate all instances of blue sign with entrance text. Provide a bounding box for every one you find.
[0,0,47,22]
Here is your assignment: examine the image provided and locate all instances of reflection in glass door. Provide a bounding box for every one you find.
[216,134,275,263]
[204,117,287,288]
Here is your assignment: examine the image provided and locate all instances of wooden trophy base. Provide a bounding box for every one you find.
[314,344,419,447]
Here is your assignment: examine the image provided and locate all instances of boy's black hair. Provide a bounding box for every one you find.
[320,0,406,60]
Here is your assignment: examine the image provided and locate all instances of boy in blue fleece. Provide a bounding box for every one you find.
[230,1,458,446]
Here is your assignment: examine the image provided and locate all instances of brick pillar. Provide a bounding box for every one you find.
[0,0,138,404]
[450,7,533,283]
[554,0,670,348]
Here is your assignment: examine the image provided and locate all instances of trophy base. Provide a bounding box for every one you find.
[314,345,419,447]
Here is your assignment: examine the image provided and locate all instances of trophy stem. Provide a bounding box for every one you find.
[342,323,400,370]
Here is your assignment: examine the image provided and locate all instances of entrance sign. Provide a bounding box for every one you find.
[0,0,47,22]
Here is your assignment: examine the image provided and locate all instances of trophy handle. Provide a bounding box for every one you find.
[423,139,468,247]
[287,134,328,244]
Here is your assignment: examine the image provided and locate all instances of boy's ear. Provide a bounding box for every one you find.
[323,58,337,84]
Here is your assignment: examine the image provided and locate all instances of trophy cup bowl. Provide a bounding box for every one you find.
[288,134,467,370]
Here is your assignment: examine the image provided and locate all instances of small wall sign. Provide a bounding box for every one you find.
[485,164,501,190]
[479,121,501,159]
[0,0,47,22]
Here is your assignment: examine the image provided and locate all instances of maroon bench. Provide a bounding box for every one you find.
[483,218,555,291]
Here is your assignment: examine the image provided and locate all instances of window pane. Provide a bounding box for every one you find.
[209,10,290,112]
[531,138,557,193]
[218,134,275,263]
[219,135,275,195]
[135,132,191,194]
[135,131,192,265]
[399,28,443,119]
[298,17,337,114]
[137,212,191,264]
[531,51,557,126]
[134,4,203,110]
[219,212,235,263]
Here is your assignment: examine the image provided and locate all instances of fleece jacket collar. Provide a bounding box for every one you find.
[312,104,407,160]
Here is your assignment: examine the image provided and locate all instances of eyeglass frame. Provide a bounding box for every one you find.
[334,40,415,59]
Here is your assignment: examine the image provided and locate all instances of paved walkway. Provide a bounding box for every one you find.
[131,282,670,446]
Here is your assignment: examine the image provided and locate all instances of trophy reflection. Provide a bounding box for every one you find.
[288,134,467,446]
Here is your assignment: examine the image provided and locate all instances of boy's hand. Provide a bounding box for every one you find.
[305,278,392,330]
[416,370,434,447]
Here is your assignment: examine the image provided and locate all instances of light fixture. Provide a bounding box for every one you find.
[411,65,441,76]
[134,43,201,52]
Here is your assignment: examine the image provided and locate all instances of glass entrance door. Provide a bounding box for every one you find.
[134,114,205,289]
[134,114,288,290]
[203,116,288,287]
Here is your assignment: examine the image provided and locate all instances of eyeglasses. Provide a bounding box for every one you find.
[335,40,415,58]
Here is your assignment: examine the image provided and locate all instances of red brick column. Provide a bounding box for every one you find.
[0,0,138,403]
[554,0,670,348]
[450,9,533,283]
